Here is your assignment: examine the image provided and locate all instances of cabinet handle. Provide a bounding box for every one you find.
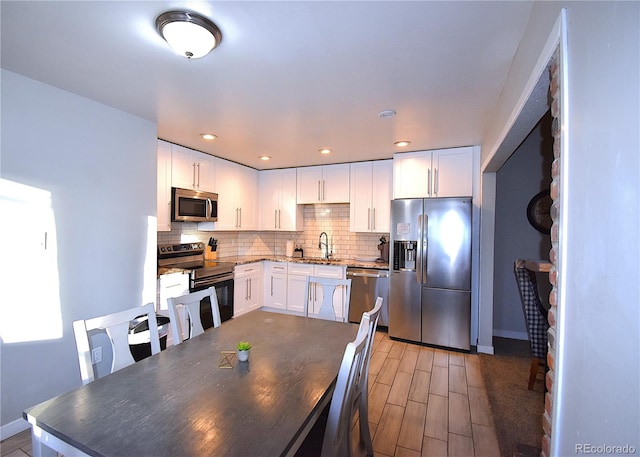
[317,181,321,201]
[239,208,242,228]
[322,180,326,201]
[278,209,281,229]
[192,162,197,188]
[368,208,371,230]
[274,209,278,229]
[270,276,274,296]
[427,169,431,197]
[196,162,200,187]
[249,278,252,300]
[433,168,438,196]
[373,208,376,230]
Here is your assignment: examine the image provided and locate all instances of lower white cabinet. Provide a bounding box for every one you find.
[234,263,262,317]
[287,263,314,314]
[263,262,287,310]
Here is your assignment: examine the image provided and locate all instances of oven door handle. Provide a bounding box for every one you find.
[192,273,235,290]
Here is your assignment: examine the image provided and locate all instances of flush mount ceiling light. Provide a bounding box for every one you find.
[394,140,412,147]
[200,133,217,140]
[378,109,396,119]
[259,155,272,161]
[319,148,332,155]
[156,11,222,59]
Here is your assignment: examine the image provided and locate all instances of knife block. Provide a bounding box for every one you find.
[205,249,218,260]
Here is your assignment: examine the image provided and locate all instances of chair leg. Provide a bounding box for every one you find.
[358,395,374,456]
[528,357,539,390]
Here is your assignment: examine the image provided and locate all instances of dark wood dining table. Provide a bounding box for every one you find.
[24,311,358,457]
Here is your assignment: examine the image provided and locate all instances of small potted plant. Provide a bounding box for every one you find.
[236,341,252,362]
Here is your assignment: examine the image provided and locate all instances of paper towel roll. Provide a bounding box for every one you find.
[286,241,294,257]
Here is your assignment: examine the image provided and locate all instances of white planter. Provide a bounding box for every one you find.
[237,349,250,362]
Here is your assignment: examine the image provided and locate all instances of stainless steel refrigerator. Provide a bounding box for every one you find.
[389,198,472,350]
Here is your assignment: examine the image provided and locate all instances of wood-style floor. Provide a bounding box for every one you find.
[1,331,499,457]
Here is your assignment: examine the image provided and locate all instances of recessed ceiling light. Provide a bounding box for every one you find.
[319,148,332,155]
[259,155,271,161]
[156,10,223,59]
[200,133,217,140]
[378,110,396,119]
[394,140,411,147]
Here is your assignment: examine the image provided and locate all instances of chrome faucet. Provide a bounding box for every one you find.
[318,231,330,259]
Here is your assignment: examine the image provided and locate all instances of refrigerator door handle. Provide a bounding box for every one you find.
[423,215,428,284]
[417,214,423,284]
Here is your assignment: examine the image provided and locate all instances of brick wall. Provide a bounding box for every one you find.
[542,51,560,457]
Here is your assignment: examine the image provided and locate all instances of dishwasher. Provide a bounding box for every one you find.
[347,267,389,327]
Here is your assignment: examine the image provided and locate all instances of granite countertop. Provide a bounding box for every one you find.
[219,255,389,270]
[158,256,389,277]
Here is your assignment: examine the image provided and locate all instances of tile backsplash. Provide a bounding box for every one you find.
[157,203,389,260]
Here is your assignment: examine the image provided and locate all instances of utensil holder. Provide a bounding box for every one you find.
[205,250,218,260]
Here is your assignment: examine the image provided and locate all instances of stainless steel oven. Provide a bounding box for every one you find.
[158,243,234,330]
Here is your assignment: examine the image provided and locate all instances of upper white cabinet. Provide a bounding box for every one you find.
[296,164,350,204]
[157,140,172,232]
[209,158,258,230]
[349,160,393,232]
[259,169,303,231]
[171,144,215,192]
[393,147,474,199]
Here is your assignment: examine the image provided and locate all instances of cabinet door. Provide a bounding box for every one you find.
[171,144,197,190]
[371,160,393,232]
[296,167,323,203]
[279,168,302,230]
[233,277,247,317]
[322,164,350,203]
[157,140,172,232]
[259,170,281,230]
[393,151,432,198]
[247,270,262,312]
[432,147,473,197]
[349,162,374,232]
[236,165,258,230]
[195,153,216,192]
[214,158,240,230]
[287,263,314,314]
[264,262,287,310]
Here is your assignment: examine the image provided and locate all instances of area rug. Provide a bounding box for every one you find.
[478,337,545,457]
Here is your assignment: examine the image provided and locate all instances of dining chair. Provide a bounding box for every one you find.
[167,286,220,344]
[352,296,383,456]
[321,327,368,457]
[304,276,352,322]
[514,259,549,390]
[72,303,160,385]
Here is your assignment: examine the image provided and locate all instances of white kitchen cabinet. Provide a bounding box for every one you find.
[296,164,350,204]
[171,144,215,192]
[203,158,258,231]
[259,169,303,231]
[286,263,314,314]
[262,261,287,310]
[157,140,172,232]
[393,147,473,198]
[234,262,262,317]
[349,160,392,232]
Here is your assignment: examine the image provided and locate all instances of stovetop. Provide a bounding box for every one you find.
[158,242,234,278]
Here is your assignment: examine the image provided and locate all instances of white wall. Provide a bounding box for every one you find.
[493,113,552,339]
[0,70,157,433]
[481,1,639,451]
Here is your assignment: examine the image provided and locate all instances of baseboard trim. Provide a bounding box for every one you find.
[477,344,494,355]
[1,417,30,440]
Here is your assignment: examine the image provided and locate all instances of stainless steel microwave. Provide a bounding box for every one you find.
[171,187,218,222]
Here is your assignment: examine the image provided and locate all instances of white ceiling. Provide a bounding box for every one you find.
[0,1,533,170]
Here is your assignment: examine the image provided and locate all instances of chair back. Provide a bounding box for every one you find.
[167,286,220,344]
[304,276,352,322]
[72,303,160,385]
[321,329,368,457]
[352,296,383,456]
[514,260,549,359]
